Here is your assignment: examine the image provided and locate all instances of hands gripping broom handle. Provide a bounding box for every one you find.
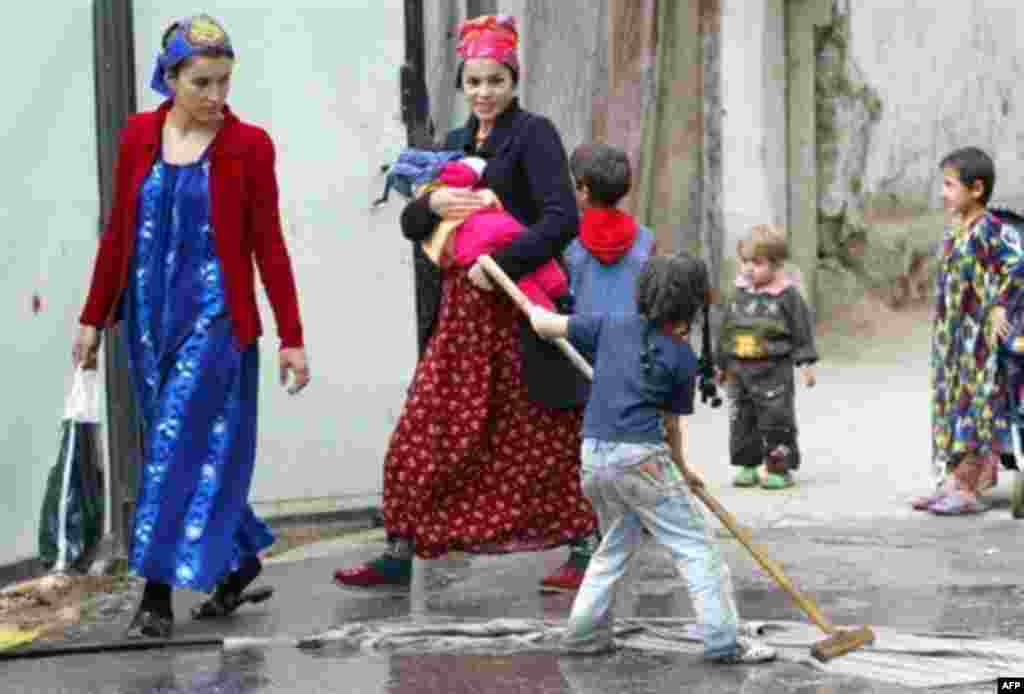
[477,255,594,380]
[481,252,837,636]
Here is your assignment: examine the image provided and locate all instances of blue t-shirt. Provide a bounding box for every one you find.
[569,313,698,443]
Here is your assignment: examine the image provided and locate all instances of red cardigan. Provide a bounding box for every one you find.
[80,101,304,349]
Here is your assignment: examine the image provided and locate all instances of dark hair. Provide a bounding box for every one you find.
[455,60,519,90]
[161,17,234,81]
[940,146,996,205]
[636,252,709,328]
[570,143,632,206]
[636,252,710,378]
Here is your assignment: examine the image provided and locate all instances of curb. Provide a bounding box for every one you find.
[0,504,384,591]
[264,505,383,532]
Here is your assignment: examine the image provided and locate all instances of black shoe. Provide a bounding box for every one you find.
[191,585,274,619]
[192,557,272,620]
[125,607,174,639]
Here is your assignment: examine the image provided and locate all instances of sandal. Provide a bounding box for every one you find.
[928,491,988,515]
[192,556,272,620]
[911,478,957,510]
[911,491,948,511]
[191,585,274,619]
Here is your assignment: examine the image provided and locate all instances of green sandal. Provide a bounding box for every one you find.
[760,472,794,490]
[733,467,760,487]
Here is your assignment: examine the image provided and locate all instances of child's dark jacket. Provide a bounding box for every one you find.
[716,275,817,368]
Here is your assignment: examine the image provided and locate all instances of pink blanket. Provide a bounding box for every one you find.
[450,208,568,310]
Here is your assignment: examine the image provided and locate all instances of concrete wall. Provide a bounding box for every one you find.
[132,2,412,512]
[1,5,99,564]
[848,0,1024,212]
[720,0,1024,314]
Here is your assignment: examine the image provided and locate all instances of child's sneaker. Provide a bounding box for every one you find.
[733,467,759,487]
[760,471,794,490]
[711,637,777,665]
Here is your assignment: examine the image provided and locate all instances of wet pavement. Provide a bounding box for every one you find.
[7,336,1024,692]
[5,514,1024,693]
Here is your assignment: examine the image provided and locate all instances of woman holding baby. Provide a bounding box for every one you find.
[334,14,597,593]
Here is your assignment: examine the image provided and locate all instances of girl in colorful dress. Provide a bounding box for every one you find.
[73,15,309,637]
[911,147,1024,515]
[334,14,598,593]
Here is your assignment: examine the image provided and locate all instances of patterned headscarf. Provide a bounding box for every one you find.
[150,14,235,97]
[456,14,519,75]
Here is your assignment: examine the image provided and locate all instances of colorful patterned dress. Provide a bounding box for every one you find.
[932,211,1024,475]
[122,156,273,592]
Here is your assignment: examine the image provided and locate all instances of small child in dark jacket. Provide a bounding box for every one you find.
[716,224,818,490]
[529,252,777,664]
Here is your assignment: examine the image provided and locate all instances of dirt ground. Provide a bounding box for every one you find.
[815,292,932,364]
[0,574,133,647]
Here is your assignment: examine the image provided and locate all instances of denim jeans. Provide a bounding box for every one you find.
[564,439,740,658]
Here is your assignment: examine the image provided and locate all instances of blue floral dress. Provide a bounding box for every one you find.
[932,211,1024,475]
[122,156,274,592]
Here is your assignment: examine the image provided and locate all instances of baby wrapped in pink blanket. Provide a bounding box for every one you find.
[423,157,568,310]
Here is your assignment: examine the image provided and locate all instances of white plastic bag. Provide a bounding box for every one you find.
[64,366,101,424]
[38,367,105,572]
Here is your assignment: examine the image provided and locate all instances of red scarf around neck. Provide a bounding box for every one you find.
[580,207,638,264]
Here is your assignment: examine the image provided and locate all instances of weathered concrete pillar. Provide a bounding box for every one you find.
[504,0,604,152]
[701,0,724,292]
[423,0,463,139]
[721,0,787,266]
[785,0,832,311]
[594,0,657,215]
[636,0,705,254]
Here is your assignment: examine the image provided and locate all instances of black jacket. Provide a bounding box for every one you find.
[402,99,587,409]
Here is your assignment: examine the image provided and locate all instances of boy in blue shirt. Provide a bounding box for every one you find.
[529,252,776,664]
[564,144,656,359]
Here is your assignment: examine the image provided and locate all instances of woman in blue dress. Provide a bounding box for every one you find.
[73,15,310,638]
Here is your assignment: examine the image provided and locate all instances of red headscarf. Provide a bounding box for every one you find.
[456,14,520,75]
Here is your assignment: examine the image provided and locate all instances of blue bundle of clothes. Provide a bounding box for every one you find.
[372,148,465,206]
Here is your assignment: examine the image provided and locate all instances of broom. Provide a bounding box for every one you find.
[478,255,875,662]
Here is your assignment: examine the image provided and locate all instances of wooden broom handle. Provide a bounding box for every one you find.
[478,255,594,380]
[687,485,837,635]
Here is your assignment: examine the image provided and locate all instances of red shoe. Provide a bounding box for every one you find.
[539,561,586,594]
[333,556,411,589]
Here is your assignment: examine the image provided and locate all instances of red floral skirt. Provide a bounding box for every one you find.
[383,269,597,559]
